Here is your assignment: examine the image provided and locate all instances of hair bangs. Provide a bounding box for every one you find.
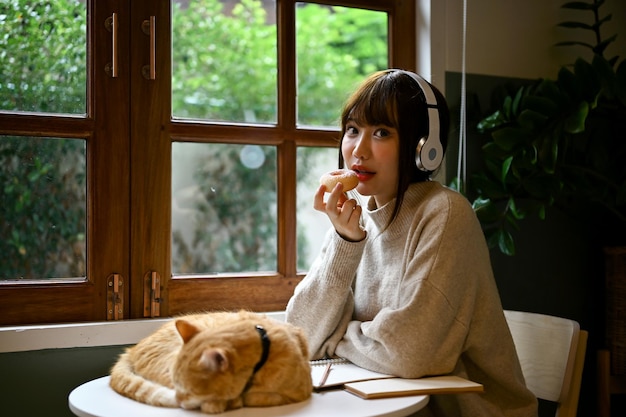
[343,74,399,129]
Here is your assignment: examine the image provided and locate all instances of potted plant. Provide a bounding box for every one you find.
[464,0,626,379]
[465,0,626,257]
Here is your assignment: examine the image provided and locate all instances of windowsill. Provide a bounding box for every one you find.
[0,311,286,354]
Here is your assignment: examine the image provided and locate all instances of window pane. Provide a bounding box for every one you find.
[0,136,87,280]
[172,142,277,275]
[171,0,277,123]
[296,146,339,271]
[0,0,87,114]
[296,4,388,127]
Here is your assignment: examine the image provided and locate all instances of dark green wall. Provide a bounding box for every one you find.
[0,346,126,417]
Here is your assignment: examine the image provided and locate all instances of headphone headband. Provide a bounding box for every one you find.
[401,71,443,172]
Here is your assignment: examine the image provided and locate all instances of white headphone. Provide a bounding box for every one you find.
[402,71,444,172]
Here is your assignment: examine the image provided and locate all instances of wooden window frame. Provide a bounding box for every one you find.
[0,0,130,325]
[162,0,416,316]
[0,0,415,325]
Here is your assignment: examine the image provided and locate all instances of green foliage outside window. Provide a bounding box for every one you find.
[0,0,86,113]
[0,0,87,279]
[0,0,387,279]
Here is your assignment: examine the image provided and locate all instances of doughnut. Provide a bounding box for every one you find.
[319,169,359,192]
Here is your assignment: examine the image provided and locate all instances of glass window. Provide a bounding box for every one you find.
[296,3,388,127]
[296,146,339,271]
[0,136,87,280]
[294,4,388,269]
[172,142,277,275]
[0,0,412,325]
[0,0,87,114]
[171,0,278,123]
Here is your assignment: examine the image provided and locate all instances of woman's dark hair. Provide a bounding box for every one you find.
[338,69,450,225]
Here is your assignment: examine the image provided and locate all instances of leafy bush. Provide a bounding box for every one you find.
[465,0,626,255]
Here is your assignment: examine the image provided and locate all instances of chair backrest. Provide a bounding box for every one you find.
[504,310,588,417]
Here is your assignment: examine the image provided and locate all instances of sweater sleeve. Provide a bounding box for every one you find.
[335,192,489,378]
[285,228,367,359]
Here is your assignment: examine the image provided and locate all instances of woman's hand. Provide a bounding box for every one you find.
[314,183,366,242]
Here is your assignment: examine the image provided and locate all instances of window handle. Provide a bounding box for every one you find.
[104,13,118,78]
[141,16,156,80]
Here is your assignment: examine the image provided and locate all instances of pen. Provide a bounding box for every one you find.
[318,363,333,386]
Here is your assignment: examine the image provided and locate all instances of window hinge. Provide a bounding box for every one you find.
[106,273,124,320]
[143,271,161,318]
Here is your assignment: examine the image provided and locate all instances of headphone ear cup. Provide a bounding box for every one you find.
[401,72,443,172]
[415,103,443,172]
[415,134,444,172]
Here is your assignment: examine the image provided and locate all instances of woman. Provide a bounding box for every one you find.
[286,69,537,416]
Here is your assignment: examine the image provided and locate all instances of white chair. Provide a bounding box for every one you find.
[504,310,588,417]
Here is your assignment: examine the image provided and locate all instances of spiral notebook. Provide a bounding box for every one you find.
[310,358,394,389]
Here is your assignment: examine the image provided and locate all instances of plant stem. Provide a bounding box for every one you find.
[592,0,603,57]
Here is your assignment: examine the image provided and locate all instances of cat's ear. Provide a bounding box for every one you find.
[200,349,230,373]
[175,319,201,344]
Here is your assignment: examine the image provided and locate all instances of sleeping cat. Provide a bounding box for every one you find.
[109,310,312,413]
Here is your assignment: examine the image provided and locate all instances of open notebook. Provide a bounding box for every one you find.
[310,358,483,398]
[310,358,393,389]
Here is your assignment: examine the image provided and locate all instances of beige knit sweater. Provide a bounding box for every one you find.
[286,181,538,416]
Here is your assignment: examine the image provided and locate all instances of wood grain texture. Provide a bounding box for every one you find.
[504,310,587,417]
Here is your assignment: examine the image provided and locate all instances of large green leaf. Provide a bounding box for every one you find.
[557,21,594,30]
[558,66,583,102]
[518,108,550,130]
[473,198,500,224]
[595,34,617,56]
[554,40,595,50]
[536,79,567,108]
[472,173,508,199]
[564,101,589,133]
[574,58,601,100]
[501,156,513,183]
[507,197,526,220]
[477,110,507,131]
[524,93,559,117]
[492,127,531,151]
[511,87,524,116]
[592,54,617,98]
[560,1,599,11]
[497,228,515,256]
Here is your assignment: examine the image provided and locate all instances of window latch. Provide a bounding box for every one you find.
[143,271,161,318]
[106,273,124,320]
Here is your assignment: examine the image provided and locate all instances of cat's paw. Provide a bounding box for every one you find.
[227,397,244,410]
[176,391,202,410]
[150,386,178,407]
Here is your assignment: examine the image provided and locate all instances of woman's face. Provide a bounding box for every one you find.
[341,119,400,208]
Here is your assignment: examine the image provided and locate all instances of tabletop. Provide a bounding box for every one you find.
[69,376,429,417]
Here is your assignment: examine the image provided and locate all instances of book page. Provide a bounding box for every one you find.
[310,359,393,389]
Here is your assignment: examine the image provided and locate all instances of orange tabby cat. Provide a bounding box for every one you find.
[109,310,312,413]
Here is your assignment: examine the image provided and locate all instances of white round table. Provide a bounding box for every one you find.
[69,376,429,417]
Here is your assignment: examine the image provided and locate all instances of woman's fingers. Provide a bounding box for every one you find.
[314,182,343,214]
[313,183,364,241]
[313,184,327,212]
